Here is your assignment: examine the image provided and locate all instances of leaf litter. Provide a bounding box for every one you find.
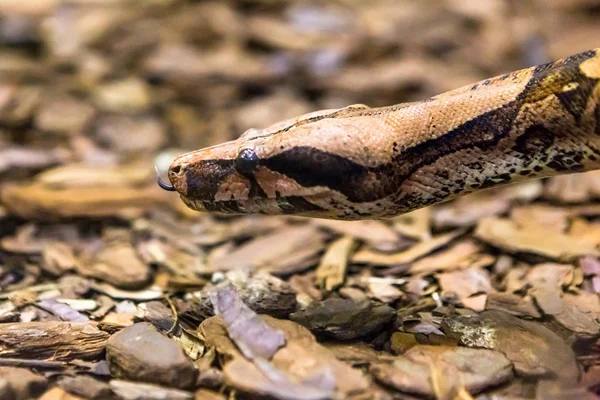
[0,0,600,399]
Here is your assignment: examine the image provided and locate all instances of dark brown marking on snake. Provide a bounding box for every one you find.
[180,159,236,199]
[513,125,555,164]
[596,104,600,136]
[556,79,597,122]
[247,176,267,198]
[278,196,326,214]
[532,49,595,77]
[264,146,383,202]
[201,199,245,214]
[437,170,450,179]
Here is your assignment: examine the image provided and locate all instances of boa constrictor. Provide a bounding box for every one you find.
[159,48,600,220]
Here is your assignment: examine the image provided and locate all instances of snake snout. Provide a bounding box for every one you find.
[167,160,190,196]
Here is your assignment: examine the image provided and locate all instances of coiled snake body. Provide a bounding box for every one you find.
[161,49,600,220]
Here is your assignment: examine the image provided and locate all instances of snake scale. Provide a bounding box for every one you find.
[159,48,600,220]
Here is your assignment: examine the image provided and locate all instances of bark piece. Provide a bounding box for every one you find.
[531,288,600,336]
[194,389,225,400]
[41,242,79,276]
[206,225,326,274]
[93,78,151,113]
[190,271,297,320]
[543,171,600,203]
[372,345,513,397]
[106,322,196,390]
[485,292,542,318]
[438,267,494,299]
[1,182,168,220]
[352,230,464,266]
[135,301,176,333]
[0,322,108,361]
[313,220,401,251]
[443,311,579,381]
[289,298,395,340]
[475,217,599,261]
[409,240,494,275]
[78,229,151,290]
[389,332,418,355]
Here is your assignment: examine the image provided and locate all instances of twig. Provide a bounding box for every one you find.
[165,295,179,335]
[0,358,69,369]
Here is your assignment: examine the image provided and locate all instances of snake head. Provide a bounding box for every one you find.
[161,105,397,219]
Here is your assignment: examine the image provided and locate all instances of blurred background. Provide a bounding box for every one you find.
[1,1,600,399]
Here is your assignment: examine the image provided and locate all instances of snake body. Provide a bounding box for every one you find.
[164,48,600,220]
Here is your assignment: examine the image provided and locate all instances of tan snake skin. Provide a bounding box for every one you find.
[162,48,600,220]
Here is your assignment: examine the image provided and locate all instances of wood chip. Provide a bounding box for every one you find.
[315,236,356,291]
[475,217,599,261]
[206,225,326,273]
[0,322,109,361]
[352,230,464,266]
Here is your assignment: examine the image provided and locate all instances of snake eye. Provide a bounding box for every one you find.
[235,148,260,176]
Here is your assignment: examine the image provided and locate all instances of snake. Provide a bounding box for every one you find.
[158,48,600,220]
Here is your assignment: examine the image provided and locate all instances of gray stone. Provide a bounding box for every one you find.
[106,323,197,390]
